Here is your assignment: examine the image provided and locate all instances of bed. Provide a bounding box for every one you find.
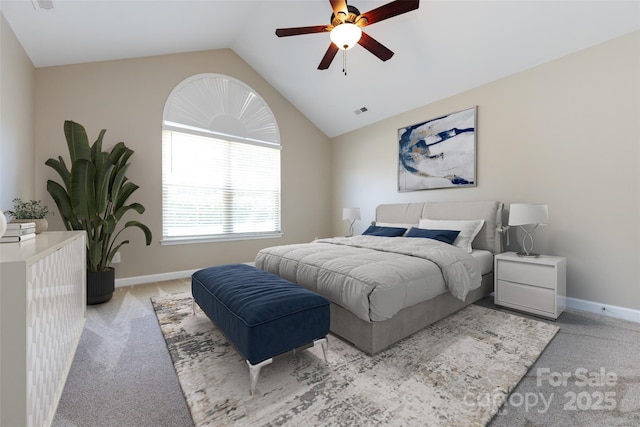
[255,200,504,355]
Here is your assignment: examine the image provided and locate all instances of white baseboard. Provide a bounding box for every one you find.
[114,262,256,288]
[115,269,197,288]
[565,296,640,324]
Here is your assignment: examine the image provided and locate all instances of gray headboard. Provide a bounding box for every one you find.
[375,201,504,254]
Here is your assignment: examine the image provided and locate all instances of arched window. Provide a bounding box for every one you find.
[161,73,281,244]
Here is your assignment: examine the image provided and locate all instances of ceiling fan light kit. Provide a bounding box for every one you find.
[330,23,362,50]
[275,0,420,73]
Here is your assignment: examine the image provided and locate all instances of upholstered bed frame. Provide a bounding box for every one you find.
[330,200,504,355]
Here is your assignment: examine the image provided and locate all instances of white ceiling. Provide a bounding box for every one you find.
[2,0,639,138]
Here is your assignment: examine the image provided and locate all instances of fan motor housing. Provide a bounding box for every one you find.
[331,5,365,27]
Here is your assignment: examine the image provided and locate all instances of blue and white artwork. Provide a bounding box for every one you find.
[398,107,477,191]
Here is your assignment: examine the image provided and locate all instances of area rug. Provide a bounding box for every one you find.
[151,293,559,427]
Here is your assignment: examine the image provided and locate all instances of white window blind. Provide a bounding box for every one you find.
[161,74,281,244]
[162,130,280,242]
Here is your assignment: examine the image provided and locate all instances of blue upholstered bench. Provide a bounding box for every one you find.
[191,263,330,395]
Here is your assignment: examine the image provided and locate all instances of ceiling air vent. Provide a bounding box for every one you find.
[32,0,54,10]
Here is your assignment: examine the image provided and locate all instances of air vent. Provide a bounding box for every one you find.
[354,107,368,115]
[32,0,54,10]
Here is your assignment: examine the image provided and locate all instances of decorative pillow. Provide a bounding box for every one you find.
[418,219,485,253]
[405,227,460,245]
[374,221,417,236]
[362,225,407,237]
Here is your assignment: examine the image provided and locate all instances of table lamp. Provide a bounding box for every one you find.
[342,207,360,237]
[508,203,548,257]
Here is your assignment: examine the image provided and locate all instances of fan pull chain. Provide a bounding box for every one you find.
[342,46,348,76]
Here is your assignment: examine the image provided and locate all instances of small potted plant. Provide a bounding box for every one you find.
[5,198,53,234]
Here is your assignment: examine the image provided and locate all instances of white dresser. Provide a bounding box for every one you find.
[0,231,86,427]
[494,251,567,319]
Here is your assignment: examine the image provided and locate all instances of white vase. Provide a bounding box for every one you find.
[0,210,6,238]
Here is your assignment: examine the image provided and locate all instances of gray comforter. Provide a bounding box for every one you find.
[255,235,481,322]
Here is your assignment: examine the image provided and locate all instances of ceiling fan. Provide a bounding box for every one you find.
[275,0,420,71]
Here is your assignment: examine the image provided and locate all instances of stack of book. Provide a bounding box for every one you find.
[1,222,37,243]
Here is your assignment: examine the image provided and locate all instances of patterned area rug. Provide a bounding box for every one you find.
[151,293,559,427]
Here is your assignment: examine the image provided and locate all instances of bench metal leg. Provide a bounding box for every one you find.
[247,337,328,396]
[314,337,329,363]
[247,358,273,396]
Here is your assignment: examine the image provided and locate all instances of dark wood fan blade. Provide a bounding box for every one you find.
[359,0,419,26]
[358,32,394,61]
[276,25,328,37]
[318,43,339,70]
[330,0,348,17]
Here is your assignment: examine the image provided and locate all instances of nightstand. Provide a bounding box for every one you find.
[494,252,566,319]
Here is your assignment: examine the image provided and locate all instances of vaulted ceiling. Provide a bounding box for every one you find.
[2,1,639,137]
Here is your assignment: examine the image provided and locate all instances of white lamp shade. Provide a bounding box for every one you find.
[342,207,361,221]
[330,23,362,50]
[508,203,549,226]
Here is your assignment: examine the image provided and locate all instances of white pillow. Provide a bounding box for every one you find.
[374,221,416,236]
[418,218,485,253]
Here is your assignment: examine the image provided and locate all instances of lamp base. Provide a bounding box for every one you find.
[516,251,540,258]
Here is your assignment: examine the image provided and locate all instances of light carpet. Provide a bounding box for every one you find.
[151,292,559,427]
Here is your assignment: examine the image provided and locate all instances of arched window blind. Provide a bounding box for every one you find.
[161,73,281,244]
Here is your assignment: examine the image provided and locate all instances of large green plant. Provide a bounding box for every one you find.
[46,120,152,272]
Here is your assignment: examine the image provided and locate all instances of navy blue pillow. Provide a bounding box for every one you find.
[405,227,460,245]
[362,225,407,237]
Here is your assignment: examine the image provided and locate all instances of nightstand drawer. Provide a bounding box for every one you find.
[496,280,555,314]
[496,259,555,289]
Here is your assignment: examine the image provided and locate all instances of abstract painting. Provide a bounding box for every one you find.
[398,107,477,191]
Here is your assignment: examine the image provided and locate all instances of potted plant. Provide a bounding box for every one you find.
[5,198,53,234]
[46,120,152,304]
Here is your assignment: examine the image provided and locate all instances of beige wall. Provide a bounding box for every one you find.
[331,31,640,311]
[35,49,332,278]
[0,12,35,211]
